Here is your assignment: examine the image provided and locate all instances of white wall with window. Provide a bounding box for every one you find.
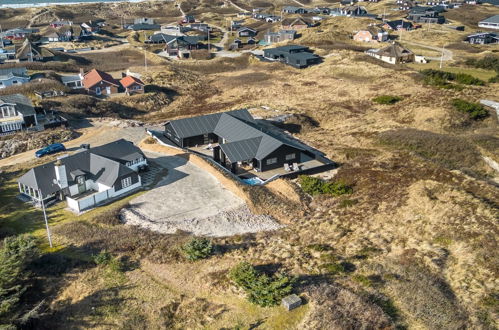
[0,105,17,118]
[108,175,141,198]
[121,176,132,189]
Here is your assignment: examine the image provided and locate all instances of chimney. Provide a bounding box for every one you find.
[79,67,84,76]
[54,158,68,189]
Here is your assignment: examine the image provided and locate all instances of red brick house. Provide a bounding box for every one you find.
[83,69,120,96]
[353,27,389,43]
[120,75,145,95]
[281,17,312,30]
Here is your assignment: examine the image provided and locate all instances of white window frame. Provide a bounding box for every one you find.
[285,153,295,161]
[121,176,132,188]
[266,157,278,165]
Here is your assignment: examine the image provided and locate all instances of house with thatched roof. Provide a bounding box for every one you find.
[365,42,415,64]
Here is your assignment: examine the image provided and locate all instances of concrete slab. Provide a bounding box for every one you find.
[121,151,282,236]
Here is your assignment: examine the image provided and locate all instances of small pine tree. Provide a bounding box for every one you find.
[0,235,38,325]
[229,262,295,307]
[182,238,213,261]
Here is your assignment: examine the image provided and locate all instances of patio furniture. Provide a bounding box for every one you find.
[293,162,300,171]
[284,163,292,172]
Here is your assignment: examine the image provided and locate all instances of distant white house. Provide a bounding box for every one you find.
[0,67,30,89]
[478,15,499,30]
[0,94,37,134]
[60,73,84,89]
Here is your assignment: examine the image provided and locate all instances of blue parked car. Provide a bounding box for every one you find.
[35,143,66,158]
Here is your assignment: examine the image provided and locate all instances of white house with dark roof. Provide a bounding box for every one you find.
[0,67,30,89]
[0,94,37,134]
[479,15,499,30]
[17,139,147,212]
[60,73,84,89]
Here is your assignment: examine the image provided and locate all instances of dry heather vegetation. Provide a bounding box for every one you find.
[0,0,499,329]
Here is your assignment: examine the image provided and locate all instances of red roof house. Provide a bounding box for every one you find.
[83,69,120,96]
[120,75,145,95]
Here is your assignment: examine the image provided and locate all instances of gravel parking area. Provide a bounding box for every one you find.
[120,151,282,237]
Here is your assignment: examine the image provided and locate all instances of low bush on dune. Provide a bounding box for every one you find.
[421,69,485,88]
[373,95,403,105]
[451,99,489,120]
[229,262,295,307]
[299,176,352,196]
[465,55,499,73]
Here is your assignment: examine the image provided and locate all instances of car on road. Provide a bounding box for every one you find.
[35,143,66,158]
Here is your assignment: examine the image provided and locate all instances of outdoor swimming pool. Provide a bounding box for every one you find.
[241,177,265,185]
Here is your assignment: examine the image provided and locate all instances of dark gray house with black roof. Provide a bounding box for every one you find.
[263,45,321,68]
[17,139,146,212]
[407,6,445,24]
[164,109,316,173]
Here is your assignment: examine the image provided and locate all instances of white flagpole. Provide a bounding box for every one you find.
[39,190,53,248]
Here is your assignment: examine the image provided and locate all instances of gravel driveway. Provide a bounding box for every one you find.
[121,151,281,237]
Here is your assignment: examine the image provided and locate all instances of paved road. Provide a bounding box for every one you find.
[402,41,453,61]
[0,120,157,168]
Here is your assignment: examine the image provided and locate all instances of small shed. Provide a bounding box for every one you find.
[281,294,302,311]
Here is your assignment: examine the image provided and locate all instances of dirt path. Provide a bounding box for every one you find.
[227,0,249,13]
[402,41,453,61]
[291,0,307,7]
[177,1,186,17]
[27,9,58,28]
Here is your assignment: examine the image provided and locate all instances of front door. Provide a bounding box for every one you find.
[77,176,86,194]
[106,86,111,95]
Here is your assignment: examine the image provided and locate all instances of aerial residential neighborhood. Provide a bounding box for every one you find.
[0,0,498,329]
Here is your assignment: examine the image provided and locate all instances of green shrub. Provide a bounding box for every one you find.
[488,75,499,83]
[465,55,499,73]
[229,262,295,307]
[373,95,403,105]
[321,262,346,275]
[421,69,485,88]
[454,73,485,86]
[353,274,372,287]
[339,199,358,208]
[93,250,112,265]
[298,176,352,196]
[182,238,213,261]
[307,244,333,252]
[0,235,39,324]
[93,250,123,272]
[451,99,489,120]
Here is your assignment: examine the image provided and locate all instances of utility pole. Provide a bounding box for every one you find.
[0,25,4,49]
[144,32,148,71]
[439,44,444,69]
[39,190,53,248]
[207,27,210,51]
[29,41,33,62]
